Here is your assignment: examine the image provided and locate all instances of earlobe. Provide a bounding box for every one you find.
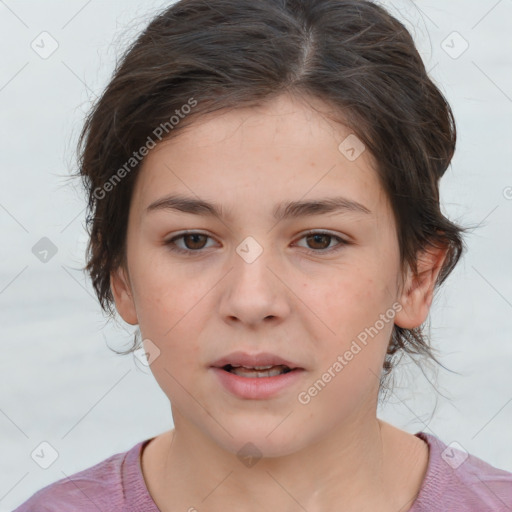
[394,245,449,330]
[110,266,138,325]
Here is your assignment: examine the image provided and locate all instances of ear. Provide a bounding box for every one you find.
[110,265,138,325]
[394,244,449,329]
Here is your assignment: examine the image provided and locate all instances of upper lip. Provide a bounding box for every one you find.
[210,351,303,370]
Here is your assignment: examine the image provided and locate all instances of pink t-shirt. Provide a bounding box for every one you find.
[12,432,512,511]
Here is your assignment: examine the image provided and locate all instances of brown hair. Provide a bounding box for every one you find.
[73,0,471,390]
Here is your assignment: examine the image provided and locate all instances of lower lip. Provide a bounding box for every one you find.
[211,367,305,399]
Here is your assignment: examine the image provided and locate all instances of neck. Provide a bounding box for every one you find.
[147,411,426,512]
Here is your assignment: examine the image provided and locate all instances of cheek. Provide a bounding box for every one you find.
[319,266,390,325]
[130,252,205,325]
[129,268,211,380]
[315,263,396,367]
[303,275,394,412]
[132,269,209,400]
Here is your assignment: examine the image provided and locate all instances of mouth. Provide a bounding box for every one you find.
[210,351,304,375]
[211,363,305,399]
[221,364,295,378]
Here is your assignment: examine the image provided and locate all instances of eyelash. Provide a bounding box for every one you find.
[164,230,349,256]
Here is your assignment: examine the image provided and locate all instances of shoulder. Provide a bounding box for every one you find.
[411,432,512,512]
[12,438,153,512]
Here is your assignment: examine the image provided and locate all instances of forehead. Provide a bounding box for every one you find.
[131,94,386,220]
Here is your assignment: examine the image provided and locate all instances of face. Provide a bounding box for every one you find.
[111,93,442,457]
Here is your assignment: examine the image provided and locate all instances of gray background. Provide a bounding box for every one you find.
[1,0,511,509]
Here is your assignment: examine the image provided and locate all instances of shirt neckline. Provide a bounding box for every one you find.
[409,431,443,510]
[125,431,439,511]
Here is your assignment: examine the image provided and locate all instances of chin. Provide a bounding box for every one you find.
[210,421,309,460]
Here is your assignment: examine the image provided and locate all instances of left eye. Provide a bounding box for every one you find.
[295,231,347,253]
[164,231,348,255]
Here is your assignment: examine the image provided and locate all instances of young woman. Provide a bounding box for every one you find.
[14,0,512,510]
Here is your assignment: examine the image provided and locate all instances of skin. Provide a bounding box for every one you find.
[111,92,447,512]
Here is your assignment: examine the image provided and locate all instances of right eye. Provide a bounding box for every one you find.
[164,231,217,255]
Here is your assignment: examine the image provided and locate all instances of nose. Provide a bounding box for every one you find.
[217,242,291,327]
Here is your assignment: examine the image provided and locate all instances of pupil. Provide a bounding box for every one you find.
[308,234,329,249]
[185,234,206,249]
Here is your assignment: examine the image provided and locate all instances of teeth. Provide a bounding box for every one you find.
[230,365,280,370]
[228,364,291,378]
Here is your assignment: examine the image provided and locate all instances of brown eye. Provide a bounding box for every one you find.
[181,233,208,250]
[305,233,332,250]
[295,231,348,254]
[164,232,215,255]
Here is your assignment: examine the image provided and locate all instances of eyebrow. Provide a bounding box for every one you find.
[145,193,371,221]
